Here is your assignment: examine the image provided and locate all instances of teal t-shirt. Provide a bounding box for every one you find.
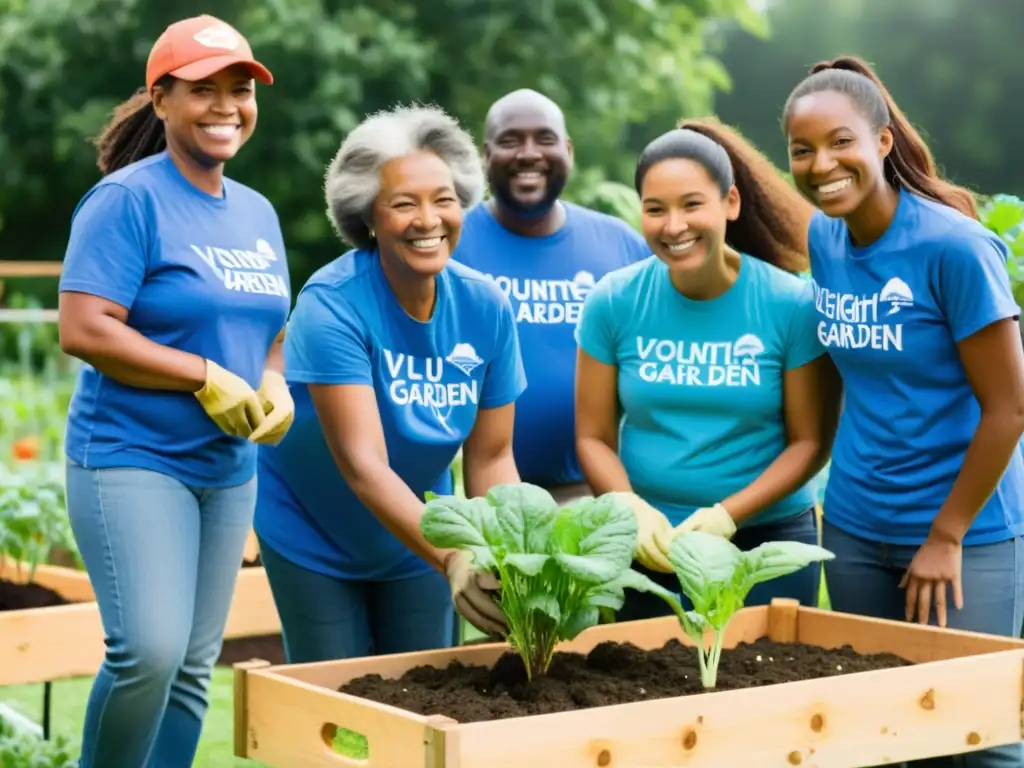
[575,254,825,527]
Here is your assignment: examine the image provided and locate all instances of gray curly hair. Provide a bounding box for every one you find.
[324,104,486,250]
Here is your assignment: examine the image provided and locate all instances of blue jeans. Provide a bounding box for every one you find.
[257,536,454,663]
[618,508,822,622]
[65,461,256,768]
[823,520,1024,768]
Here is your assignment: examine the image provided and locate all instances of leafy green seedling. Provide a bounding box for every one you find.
[420,483,659,681]
[638,531,835,689]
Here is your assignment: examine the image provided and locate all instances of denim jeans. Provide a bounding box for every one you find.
[257,536,455,663]
[617,508,823,622]
[823,520,1024,768]
[65,461,256,768]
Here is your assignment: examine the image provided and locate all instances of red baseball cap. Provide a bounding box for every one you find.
[145,15,274,91]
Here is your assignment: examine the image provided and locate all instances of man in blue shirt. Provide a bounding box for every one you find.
[454,89,650,503]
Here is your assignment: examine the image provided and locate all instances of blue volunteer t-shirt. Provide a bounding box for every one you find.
[809,190,1024,546]
[253,249,527,581]
[59,151,291,487]
[575,254,824,527]
[452,202,649,488]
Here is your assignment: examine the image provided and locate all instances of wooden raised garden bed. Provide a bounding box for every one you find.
[0,536,281,686]
[233,599,1024,768]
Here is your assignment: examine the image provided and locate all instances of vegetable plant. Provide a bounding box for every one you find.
[0,711,78,767]
[640,531,835,689]
[0,461,80,583]
[420,483,659,681]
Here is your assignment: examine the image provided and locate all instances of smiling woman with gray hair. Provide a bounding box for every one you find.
[252,104,527,663]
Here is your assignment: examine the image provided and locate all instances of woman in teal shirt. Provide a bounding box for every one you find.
[575,119,841,619]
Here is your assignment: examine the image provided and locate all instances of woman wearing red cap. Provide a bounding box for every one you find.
[56,15,292,768]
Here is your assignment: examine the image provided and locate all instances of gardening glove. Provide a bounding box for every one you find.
[444,550,508,638]
[249,370,295,445]
[613,492,675,574]
[194,359,265,438]
[666,503,738,544]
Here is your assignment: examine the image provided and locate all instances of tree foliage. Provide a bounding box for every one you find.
[0,0,764,290]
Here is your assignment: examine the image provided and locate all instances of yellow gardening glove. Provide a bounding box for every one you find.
[249,370,295,445]
[655,504,738,557]
[194,359,265,438]
[444,550,508,637]
[613,492,675,574]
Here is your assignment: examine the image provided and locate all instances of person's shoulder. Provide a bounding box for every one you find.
[747,256,811,295]
[445,258,509,307]
[96,152,173,193]
[591,254,658,299]
[223,175,280,219]
[300,249,376,298]
[906,194,1008,260]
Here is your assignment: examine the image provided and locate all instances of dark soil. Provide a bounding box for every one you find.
[0,578,69,611]
[340,637,912,723]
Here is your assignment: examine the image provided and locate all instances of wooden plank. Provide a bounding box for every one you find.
[797,606,1024,662]
[243,667,456,767]
[223,566,281,637]
[0,261,62,278]
[0,562,280,685]
[451,649,1024,767]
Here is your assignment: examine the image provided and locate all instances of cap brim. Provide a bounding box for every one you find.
[169,55,274,86]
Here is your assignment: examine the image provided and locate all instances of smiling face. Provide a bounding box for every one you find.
[786,90,893,218]
[152,64,257,167]
[640,157,739,276]
[371,150,463,278]
[484,102,573,217]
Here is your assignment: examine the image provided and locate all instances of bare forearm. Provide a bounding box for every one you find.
[578,436,632,495]
[463,451,519,499]
[722,440,826,524]
[62,317,205,391]
[264,338,285,376]
[932,410,1024,542]
[346,460,449,572]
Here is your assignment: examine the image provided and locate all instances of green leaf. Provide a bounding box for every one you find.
[680,610,708,641]
[420,495,499,569]
[504,552,550,576]
[561,605,600,640]
[553,494,638,583]
[738,541,835,595]
[525,593,561,626]
[489,482,558,554]
[668,531,742,606]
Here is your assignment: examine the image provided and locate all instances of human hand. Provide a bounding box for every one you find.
[194,359,265,437]
[444,550,507,637]
[899,533,963,627]
[613,492,674,573]
[249,370,295,445]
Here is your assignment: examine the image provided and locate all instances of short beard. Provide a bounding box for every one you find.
[490,171,567,220]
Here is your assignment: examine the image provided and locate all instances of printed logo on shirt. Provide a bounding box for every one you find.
[446,343,484,376]
[813,277,910,352]
[383,349,480,435]
[189,238,289,298]
[486,270,595,325]
[635,334,763,387]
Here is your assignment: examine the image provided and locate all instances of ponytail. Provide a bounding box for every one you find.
[635,118,814,274]
[783,55,978,220]
[93,75,174,176]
